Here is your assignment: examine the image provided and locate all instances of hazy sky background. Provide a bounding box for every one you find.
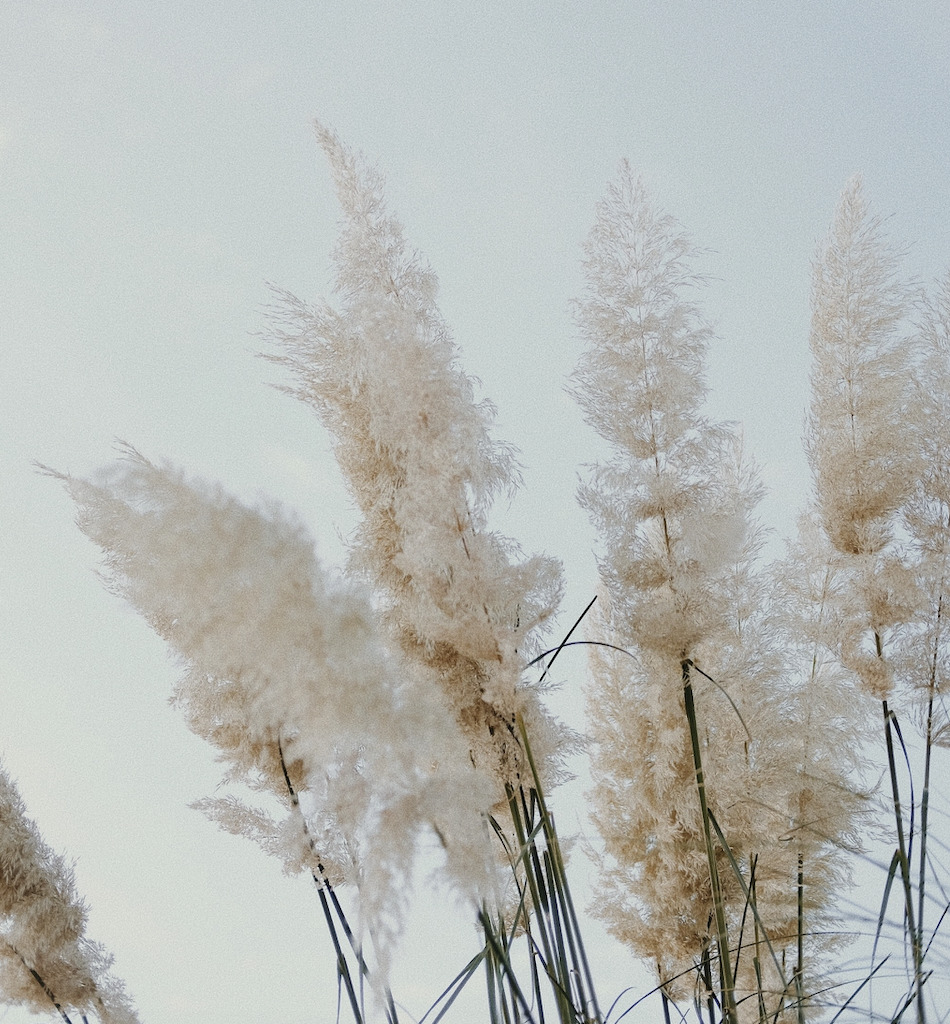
[2,2,950,1022]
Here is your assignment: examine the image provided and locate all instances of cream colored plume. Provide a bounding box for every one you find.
[0,760,140,1023]
[49,450,498,977]
[805,177,922,701]
[573,165,860,1016]
[265,123,566,796]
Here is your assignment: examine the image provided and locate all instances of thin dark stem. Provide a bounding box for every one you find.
[882,700,926,1024]
[527,640,636,670]
[506,786,559,993]
[421,948,485,1024]
[536,595,598,685]
[542,846,572,1010]
[277,744,362,1022]
[480,910,539,1024]
[484,920,502,1024]
[918,593,941,991]
[276,736,399,1024]
[314,879,364,1024]
[517,716,604,1022]
[699,946,716,1024]
[796,854,805,1024]
[683,660,738,1024]
[7,944,73,1024]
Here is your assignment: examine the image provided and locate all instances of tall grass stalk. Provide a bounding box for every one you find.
[880,701,926,1023]
[682,660,738,1024]
[486,722,603,1024]
[276,738,399,1024]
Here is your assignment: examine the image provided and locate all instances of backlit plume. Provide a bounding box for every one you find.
[45,125,569,987]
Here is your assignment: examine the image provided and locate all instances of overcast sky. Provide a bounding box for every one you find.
[2,3,950,1022]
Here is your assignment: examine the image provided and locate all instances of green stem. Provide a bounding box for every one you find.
[917,599,940,994]
[506,787,562,1003]
[518,717,604,1022]
[683,660,738,1024]
[277,737,398,1024]
[315,880,365,1024]
[483,920,503,1024]
[796,854,805,1024]
[699,945,716,1024]
[882,700,925,1024]
[480,909,537,1024]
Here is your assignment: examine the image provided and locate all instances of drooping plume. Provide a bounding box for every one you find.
[49,450,497,969]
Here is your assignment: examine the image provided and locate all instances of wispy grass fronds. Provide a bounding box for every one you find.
[901,272,950,1007]
[0,760,140,1024]
[47,449,499,1011]
[573,165,873,1023]
[573,166,788,1018]
[33,125,950,1024]
[806,176,920,565]
[265,122,567,803]
[263,122,602,1018]
[48,124,587,1022]
[803,179,944,1023]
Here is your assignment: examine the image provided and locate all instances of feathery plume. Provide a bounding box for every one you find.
[806,177,919,560]
[805,177,922,701]
[902,274,950,736]
[265,123,566,796]
[803,179,945,1023]
[0,760,140,1024]
[573,166,850,1017]
[768,518,873,1010]
[48,449,498,972]
[571,164,738,660]
[572,166,743,988]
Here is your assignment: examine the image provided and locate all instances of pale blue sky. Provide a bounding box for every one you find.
[2,3,949,1021]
